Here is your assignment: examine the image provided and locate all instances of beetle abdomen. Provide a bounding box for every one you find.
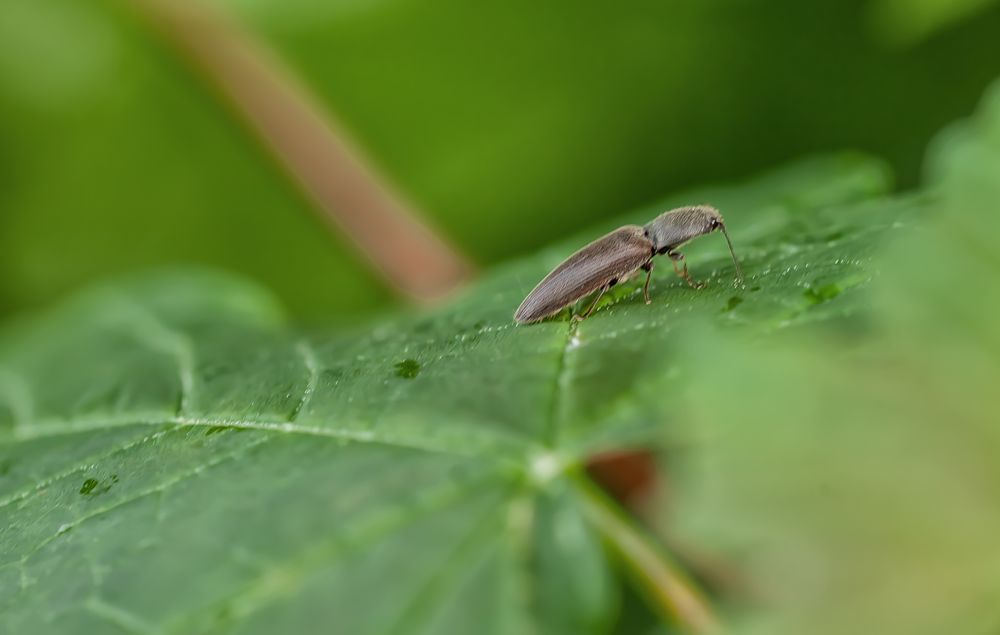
[514,226,653,323]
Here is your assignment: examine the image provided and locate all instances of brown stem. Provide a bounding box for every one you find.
[121,0,474,302]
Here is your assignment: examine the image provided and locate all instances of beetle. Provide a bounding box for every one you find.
[514,205,743,324]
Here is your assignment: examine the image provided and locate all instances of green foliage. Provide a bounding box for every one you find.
[0,0,388,320]
[663,82,1000,634]
[867,0,1000,45]
[3,0,1000,319]
[0,152,913,633]
[4,33,1000,624]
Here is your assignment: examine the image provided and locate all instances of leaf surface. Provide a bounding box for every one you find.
[0,155,912,634]
[663,81,1000,635]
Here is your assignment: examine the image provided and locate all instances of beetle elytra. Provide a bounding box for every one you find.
[514,205,742,324]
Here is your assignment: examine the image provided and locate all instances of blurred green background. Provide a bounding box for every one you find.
[1,0,999,321]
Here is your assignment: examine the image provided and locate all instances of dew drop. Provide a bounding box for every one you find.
[722,296,744,312]
[394,359,421,379]
[79,478,99,495]
[804,282,842,304]
[79,474,118,496]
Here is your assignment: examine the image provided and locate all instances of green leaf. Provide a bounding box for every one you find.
[4,0,1000,320]
[662,82,1000,634]
[0,154,909,634]
[867,0,1000,46]
[0,0,390,320]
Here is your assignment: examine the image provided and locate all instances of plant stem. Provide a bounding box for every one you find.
[120,0,474,303]
[573,474,720,634]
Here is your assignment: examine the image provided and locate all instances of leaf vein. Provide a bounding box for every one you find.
[288,339,319,422]
[6,415,518,458]
[104,293,196,416]
[0,427,173,512]
[84,596,155,635]
[380,501,505,635]
[544,321,578,447]
[168,477,504,634]
[17,434,272,567]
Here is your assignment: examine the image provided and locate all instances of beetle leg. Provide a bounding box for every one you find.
[669,251,704,289]
[576,285,610,321]
[640,261,654,304]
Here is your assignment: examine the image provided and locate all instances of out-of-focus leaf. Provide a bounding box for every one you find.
[4,0,1000,319]
[0,155,903,634]
[218,0,1000,258]
[0,0,389,321]
[867,0,1000,46]
[664,82,1000,635]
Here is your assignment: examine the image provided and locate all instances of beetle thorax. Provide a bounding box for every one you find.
[643,205,722,252]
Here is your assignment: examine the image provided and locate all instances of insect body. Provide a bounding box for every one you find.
[514,205,743,324]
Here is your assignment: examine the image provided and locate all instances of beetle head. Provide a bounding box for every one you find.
[644,205,743,282]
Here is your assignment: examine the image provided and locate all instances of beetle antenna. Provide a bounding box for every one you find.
[719,225,744,282]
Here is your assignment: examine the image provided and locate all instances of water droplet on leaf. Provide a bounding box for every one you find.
[394,359,421,379]
[79,474,119,496]
[723,296,744,312]
[804,282,842,304]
